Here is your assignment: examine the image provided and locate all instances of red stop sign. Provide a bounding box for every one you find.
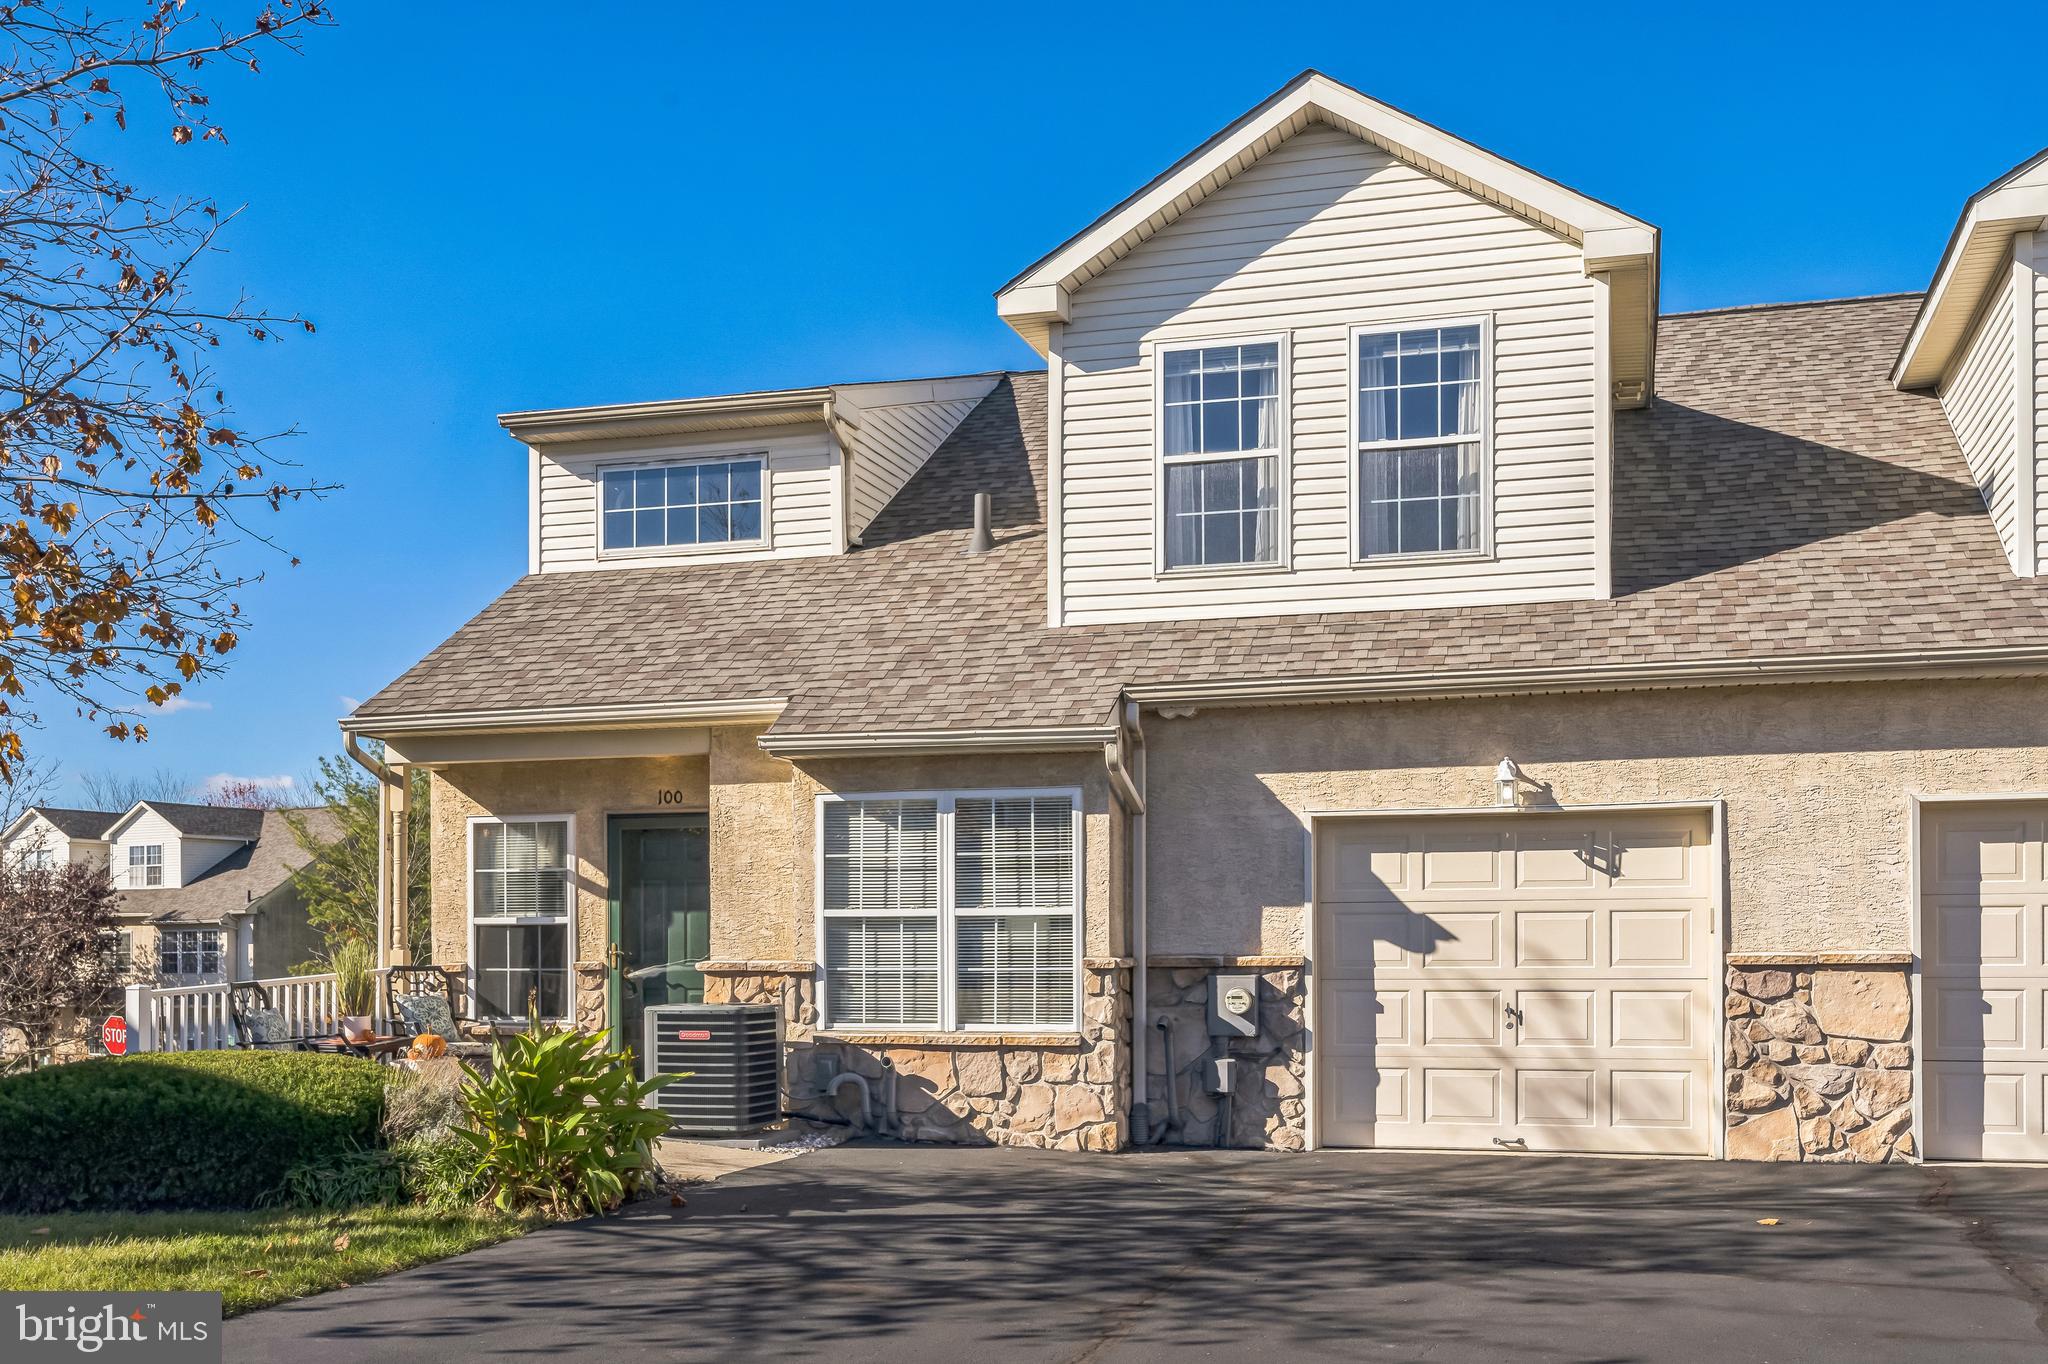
[101,1016,128,1055]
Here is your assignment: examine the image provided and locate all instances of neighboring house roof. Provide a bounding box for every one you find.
[5,806,122,841]
[119,808,340,925]
[352,295,2048,743]
[106,800,268,842]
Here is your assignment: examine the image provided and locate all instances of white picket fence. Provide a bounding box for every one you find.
[121,971,393,1052]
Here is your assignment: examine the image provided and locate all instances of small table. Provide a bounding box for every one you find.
[304,1033,411,1062]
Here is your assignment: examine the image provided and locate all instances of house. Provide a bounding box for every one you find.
[342,71,2048,1165]
[4,802,335,983]
[2,807,118,871]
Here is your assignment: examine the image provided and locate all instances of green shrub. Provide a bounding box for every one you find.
[451,1028,673,1217]
[393,1133,485,1211]
[0,1051,386,1212]
[275,1141,405,1209]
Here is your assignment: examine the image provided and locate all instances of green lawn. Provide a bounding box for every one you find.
[0,1205,539,1315]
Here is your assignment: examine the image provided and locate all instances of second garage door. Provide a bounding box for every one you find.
[1316,811,1717,1155]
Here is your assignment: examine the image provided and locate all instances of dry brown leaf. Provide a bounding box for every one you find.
[332,1234,350,1251]
[1756,1218,1780,1227]
[242,1269,268,1279]
[29,1227,49,1235]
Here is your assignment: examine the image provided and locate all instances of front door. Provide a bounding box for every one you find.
[607,815,710,1058]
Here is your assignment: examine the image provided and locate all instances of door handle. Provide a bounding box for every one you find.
[605,942,624,971]
[1502,1003,1524,1029]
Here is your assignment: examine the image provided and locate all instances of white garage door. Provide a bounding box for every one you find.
[1922,805,2048,1162]
[1316,812,1717,1155]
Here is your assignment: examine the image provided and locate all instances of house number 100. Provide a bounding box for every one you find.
[655,789,689,805]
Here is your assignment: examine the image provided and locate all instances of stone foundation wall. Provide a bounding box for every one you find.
[1725,962,1914,1163]
[1143,959,1307,1150]
[703,960,1132,1152]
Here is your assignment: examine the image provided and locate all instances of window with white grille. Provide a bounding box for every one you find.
[161,928,221,977]
[469,817,573,1021]
[129,843,163,888]
[820,791,1080,1031]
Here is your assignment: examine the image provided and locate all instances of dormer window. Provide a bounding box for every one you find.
[1158,338,1285,570]
[600,456,765,554]
[1355,320,1487,559]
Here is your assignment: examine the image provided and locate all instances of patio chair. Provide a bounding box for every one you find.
[227,981,308,1051]
[385,964,492,1061]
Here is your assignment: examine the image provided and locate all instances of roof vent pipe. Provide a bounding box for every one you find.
[964,492,995,556]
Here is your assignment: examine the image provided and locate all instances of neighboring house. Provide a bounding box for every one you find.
[343,71,2048,1166]
[1,806,118,871]
[6,802,335,985]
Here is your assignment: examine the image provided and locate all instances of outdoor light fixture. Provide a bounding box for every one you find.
[1494,757,1523,808]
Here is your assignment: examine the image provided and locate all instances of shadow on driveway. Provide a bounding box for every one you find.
[226,1143,2048,1362]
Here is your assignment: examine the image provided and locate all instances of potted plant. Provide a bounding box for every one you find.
[331,937,375,1041]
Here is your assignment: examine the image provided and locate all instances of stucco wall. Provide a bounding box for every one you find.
[1145,679,2048,957]
[423,738,1121,976]
[427,754,711,979]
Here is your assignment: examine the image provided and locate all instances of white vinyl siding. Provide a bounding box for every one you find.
[537,430,836,572]
[819,791,1081,1032]
[2033,237,2048,576]
[1056,124,1602,626]
[1941,267,2022,573]
[839,376,1000,540]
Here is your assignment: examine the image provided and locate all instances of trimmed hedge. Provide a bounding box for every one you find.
[0,1051,386,1212]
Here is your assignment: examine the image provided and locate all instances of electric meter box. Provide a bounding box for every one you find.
[1207,971,1260,1038]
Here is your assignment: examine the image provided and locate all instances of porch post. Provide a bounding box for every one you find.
[388,767,413,966]
[122,982,156,1054]
[374,778,391,970]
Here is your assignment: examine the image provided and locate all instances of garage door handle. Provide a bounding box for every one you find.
[1503,1004,1523,1028]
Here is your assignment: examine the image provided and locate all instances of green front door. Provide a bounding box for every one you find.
[606,815,710,1057]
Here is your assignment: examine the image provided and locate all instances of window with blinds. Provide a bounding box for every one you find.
[820,792,1080,1032]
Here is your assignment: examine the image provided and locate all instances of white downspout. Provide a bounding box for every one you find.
[1106,699,1153,1143]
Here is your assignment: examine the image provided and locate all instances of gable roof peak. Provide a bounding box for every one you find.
[995,69,1658,403]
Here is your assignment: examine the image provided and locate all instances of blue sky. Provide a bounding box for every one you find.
[37,1,2047,803]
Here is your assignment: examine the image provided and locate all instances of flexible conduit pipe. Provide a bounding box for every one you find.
[827,1071,873,1131]
[1155,1016,1181,1141]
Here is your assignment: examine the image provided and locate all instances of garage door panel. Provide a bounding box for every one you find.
[1516,911,1595,968]
[1424,912,1502,969]
[1933,900,2028,969]
[1318,812,1714,1157]
[1514,831,1597,889]
[1319,829,1410,901]
[1421,832,1504,890]
[1423,1068,1502,1125]
[1921,807,2048,1163]
[1423,990,1502,1046]
[1611,909,1695,969]
[1612,989,1698,1050]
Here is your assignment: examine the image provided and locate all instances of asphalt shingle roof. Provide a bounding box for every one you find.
[357,294,2048,736]
[26,807,123,839]
[129,801,270,841]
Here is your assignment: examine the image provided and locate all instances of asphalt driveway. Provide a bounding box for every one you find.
[228,1143,2048,1362]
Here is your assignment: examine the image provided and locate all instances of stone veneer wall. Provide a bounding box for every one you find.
[1725,962,1914,1163]
[1143,960,1307,1150]
[703,960,1132,1152]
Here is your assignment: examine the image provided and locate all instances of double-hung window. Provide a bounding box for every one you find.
[1355,321,1486,558]
[469,817,573,1021]
[601,456,764,553]
[161,928,221,978]
[129,843,163,888]
[820,791,1080,1031]
[1159,340,1282,570]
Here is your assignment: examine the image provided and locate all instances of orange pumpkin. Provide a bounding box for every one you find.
[408,1032,449,1060]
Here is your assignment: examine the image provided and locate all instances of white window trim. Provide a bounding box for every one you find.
[128,842,164,889]
[1346,313,1496,567]
[1151,331,1292,578]
[161,927,222,978]
[592,448,772,561]
[814,787,1085,1035]
[465,812,577,1023]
